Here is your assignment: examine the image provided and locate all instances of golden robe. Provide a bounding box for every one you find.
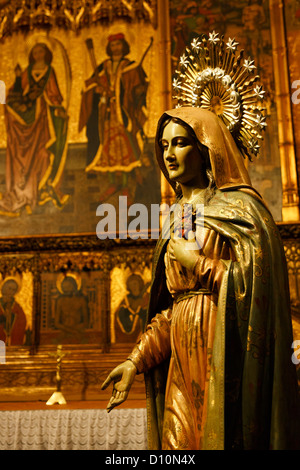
[128,107,300,451]
[129,218,235,449]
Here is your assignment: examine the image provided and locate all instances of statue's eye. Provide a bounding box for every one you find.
[175,138,188,146]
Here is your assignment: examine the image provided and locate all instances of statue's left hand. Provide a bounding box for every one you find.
[169,233,200,271]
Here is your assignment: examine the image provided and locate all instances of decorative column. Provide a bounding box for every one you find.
[269,0,300,222]
[157,0,174,209]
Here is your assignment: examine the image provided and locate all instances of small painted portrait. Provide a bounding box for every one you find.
[40,271,103,345]
[0,278,27,346]
[54,274,89,343]
[113,272,150,344]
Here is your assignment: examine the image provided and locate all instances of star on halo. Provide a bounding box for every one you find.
[255,114,267,129]
[173,78,182,91]
[208,31,220,45]
[226,37,239,52]
[253,85,265,100]
[191,37,202,52]
[243,57,256,73]
[179,53,189,68]
[248,138,260,153]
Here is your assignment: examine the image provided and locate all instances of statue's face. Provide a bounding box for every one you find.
[161,121,203,186]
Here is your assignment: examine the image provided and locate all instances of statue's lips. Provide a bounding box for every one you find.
[168,164,178,170]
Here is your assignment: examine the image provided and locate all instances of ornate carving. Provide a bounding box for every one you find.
[0,0,157,40]
[0,234,155,254]
[277,223,300,240]
[284,241,300,274]
[39,252,111,273]
[280,227,300,321]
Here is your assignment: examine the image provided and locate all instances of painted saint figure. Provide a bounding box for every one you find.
[0,279,26,346]
[101,107,300,450]
[0,43,68,215]
[114,273,149,344]
[79,33,149,201]
[54,275,89,342]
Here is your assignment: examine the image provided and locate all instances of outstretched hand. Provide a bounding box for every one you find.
[101,360,137,413]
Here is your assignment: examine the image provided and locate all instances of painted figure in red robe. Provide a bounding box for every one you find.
[0,43,68,215]
[79,33,148,202]
[0,279,26,346]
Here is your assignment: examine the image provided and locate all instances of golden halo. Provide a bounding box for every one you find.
[24,33,58,58]
[56,272,82,294]
[0,275,22,295]
[173,31,267,161]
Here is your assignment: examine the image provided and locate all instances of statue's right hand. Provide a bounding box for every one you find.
[101,360,137,413]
